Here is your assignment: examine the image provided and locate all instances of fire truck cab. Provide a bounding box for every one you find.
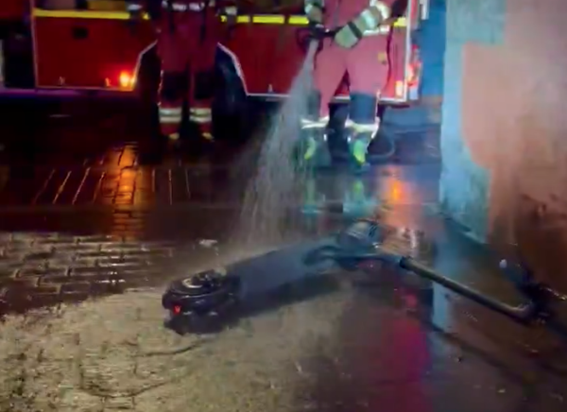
[1,0,429,131]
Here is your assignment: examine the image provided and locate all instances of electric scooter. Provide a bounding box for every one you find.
[162,219,567,340]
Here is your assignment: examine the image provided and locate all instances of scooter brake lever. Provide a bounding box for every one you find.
[499,259,534,290]
[499,259,557,319]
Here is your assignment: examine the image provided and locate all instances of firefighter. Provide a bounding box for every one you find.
[127,0,238,145]
[302,0,407,168]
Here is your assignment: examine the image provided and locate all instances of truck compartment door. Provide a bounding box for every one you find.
[32,6,155,90]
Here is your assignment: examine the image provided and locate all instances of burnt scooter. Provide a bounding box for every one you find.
[162,236,343,334]
[162,219,567,339]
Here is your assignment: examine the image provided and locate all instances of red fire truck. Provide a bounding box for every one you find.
[1,0,428,135]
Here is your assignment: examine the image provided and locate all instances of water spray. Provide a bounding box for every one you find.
[235,25,335,244]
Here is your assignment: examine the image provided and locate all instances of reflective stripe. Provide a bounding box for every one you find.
[127,3,142,12]
[160,116,182,124]
[189,107,211,115]
[223,6,237,16]
[359,0,392,36]
[360,9,379,29]
[304,0,324,15]
[32,8,407,29]
[369,0,392,20]
[161,1,214,12]
[345,118,380,135]
[190,112,212,118]
[190,116,212,124]
[159,106,183,124]
[189,108,212,124]
[301,116,329,130]
[159,107,182,116]
[363,25,391,36]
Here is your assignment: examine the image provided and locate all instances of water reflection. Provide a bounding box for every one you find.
[301,173,379,217]
[296,267,436,412]
[300,165,434,225]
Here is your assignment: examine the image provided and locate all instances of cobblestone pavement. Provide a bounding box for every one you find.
[0,157,440,318]
[0,230,184,314]
[0,164,224,209]
[0,153,237,210]
[0,206,263,316]
[0,164,439,213]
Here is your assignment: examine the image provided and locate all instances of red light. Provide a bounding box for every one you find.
[403,294,418,309]
[119,71,135,89]
[173,305,181,314]
[407,46,421,87]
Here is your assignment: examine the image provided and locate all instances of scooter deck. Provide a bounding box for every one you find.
[163,236,348,334]
[229,237,340,301]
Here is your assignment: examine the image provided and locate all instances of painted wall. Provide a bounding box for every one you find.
[441,0,567,287]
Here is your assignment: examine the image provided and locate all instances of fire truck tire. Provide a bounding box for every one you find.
[135,43,161,135]
[212,46,248,142]
[2,25,35,89]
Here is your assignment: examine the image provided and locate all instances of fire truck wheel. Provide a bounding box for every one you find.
[213,47,249,143]
[135,44,161,138]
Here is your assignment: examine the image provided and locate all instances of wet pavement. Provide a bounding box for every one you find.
[0,104,566,412]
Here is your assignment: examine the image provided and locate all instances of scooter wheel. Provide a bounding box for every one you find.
[162,269,239,316]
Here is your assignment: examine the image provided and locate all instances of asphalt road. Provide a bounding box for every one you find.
[0,99,566,412]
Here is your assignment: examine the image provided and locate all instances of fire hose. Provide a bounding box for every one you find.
[162,219,567,341]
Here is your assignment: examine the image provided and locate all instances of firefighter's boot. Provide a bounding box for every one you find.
[345,119,380,170]
[199,127,215,144]
[346,93,380,170]
[166,132,182,151]
[189,107,215,143]
[297,91,331,168]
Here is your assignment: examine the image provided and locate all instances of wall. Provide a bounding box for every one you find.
[441,0,567,288]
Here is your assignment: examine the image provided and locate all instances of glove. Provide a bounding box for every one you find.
[308,22,328,41]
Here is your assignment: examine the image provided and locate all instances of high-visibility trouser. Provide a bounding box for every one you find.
[312,35,389,120]
[156,10,221,138]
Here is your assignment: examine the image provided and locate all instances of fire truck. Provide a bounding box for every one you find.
[0,0,428,137]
